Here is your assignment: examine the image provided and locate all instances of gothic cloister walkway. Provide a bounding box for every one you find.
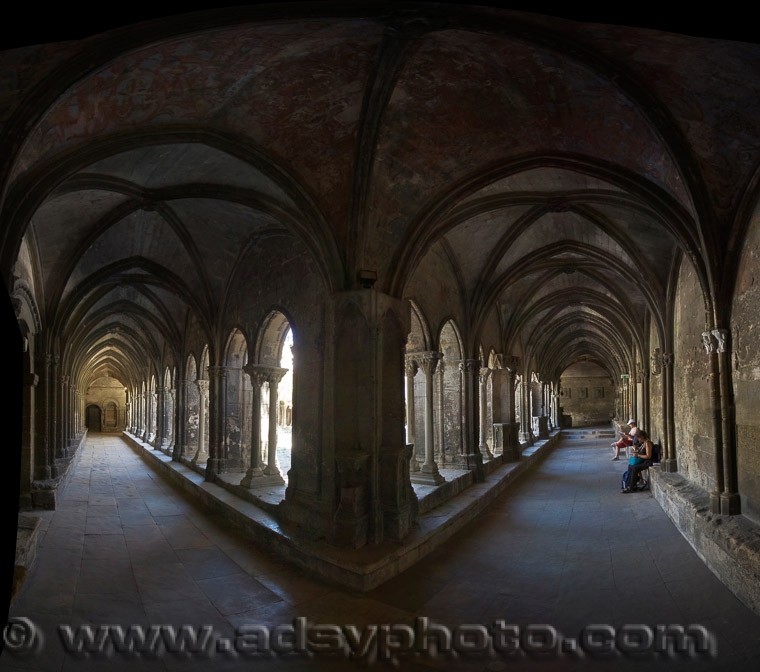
[5,431,760,672]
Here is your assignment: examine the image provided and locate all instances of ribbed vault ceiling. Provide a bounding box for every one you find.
[2,2,758,392]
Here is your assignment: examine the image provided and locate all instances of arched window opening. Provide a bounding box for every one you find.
[275,327,294,480]
[243,312,293,488]
[438,320,464,467]
[224,329,250,472]
[183,354,199,459]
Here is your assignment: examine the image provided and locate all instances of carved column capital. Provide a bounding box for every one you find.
[265,367,288,386]
[196,379,209,394]
[459,358,480,374]
[417,351,443,377]
[242,363,268,386]
[662,352,674,368]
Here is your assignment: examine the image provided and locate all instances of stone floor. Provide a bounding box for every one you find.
[4,431,760,671]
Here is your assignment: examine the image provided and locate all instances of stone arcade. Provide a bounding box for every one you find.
[3,1,760,628]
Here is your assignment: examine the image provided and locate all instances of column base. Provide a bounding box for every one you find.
[464,452,484,482]
[710,491,722,514]
[720,492,741,515]
[411,464,445,485]
[191,451,209,466]
[662,458,678,473]
[241,470,285,488]
[262,466,285,485]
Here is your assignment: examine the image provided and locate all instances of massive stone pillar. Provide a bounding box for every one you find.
[405,357,420,472]
[60,374,69,454]
[191,379,209,466]
[324,290,417,547]
[262,367,288,484]
[461,359,484,481]
[479,367,494,459]
[412,352,444,485]
[20,369,38,508]
[34,352,54,480]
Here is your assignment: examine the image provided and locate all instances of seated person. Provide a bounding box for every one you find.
[611,418,638,461]
[622,430,653,492]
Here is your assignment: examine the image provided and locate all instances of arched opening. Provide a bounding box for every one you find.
[163,367,174,450]
[223,328,250,472]
[254,311,294,484]
[437,320,464,466]
[85,404,102,432]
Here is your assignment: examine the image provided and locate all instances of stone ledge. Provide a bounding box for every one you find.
[122,430,562,591]
[12,514,43,605]
[652,469,760,615]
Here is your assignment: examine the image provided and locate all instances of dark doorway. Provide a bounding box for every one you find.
[86,404,101,432]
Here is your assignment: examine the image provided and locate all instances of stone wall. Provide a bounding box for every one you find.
[673,257,715,491]
[559,361,615,426]
[85,375,127,431]
[732,204,760,524]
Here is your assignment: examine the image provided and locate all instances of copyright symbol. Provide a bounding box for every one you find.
[3,617,42,655]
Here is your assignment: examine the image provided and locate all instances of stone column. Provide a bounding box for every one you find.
[137,391,144,438]
[172,380,186,461]
[405,357,420,472]
[518,380,532,444]
[662,352,675,471]
[714,329,740,514]
[68,382,76,444]
[435,364,446,466]
[206,366,229,479]
[191,379,209,466]
[479,367,494,459]
[60,375,69,454]
[21,371,38,507]
[240,365,269,486]
[262,367,288,484]
[461,359,484,481]
[153,386,165,448]
[412,351,444,485]
[34,352,53,480]
[166,388,175,448]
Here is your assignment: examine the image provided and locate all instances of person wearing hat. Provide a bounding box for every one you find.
[611,418,638,460]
